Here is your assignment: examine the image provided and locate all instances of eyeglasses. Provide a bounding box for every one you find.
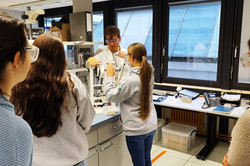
[24,45,39,63]
[105,38,119,44]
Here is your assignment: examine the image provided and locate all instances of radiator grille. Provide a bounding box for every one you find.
[170,109,204,128]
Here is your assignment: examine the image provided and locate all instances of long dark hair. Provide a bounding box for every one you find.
[0,14,27,95]
[11,34,73,137]
[127,43,153,120]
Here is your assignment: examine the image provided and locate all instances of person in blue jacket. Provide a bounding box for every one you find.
[0,14,37,166]
[104,43,157,166]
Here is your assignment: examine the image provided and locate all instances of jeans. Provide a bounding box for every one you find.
[126,130,156,166]
[73,159,87,166]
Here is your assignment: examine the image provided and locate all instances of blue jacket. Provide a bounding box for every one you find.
[0,95,33,166]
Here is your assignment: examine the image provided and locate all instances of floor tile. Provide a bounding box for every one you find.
[206,151,225,163]
[151,136,229,166]
[151,147,167,159]
[152,151,188,166]
[184,161,206,166]
[189,155,222,166]
[211,141,229,154]
[151,144,162,154]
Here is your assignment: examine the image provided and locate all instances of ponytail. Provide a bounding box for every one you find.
[128,43,153,120]
[139,57,152,120]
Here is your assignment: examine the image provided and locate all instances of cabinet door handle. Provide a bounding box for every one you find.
[87,149,98,159]
[100,142,113,151]
[112,123,122,129]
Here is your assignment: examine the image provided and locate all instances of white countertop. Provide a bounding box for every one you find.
[154,95,247,118]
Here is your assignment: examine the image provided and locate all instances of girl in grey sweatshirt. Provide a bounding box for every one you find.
[104,43,157,166]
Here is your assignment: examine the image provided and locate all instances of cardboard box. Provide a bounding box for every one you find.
[50,23,71,41]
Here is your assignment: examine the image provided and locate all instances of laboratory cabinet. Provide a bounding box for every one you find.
[99,132,131,166]
[86,129,98,166]
[86,118,132,166]
[87,147,98,166]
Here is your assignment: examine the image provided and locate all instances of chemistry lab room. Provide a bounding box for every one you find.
[1,0,250,166]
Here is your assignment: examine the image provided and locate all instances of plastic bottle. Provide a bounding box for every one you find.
[44,27,51,33]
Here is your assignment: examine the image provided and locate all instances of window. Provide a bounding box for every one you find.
[116,7,153,63]
[167,1,221,81]
[93,12,104,52]
[95,0,245,90]
[44,17,62,27]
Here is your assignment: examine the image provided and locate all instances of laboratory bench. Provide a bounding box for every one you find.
[90,113,120,129]
[153,95,247,160]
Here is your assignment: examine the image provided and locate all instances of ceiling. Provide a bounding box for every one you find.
[0,0,106,11]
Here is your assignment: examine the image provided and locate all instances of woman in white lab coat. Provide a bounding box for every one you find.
[11,34,96,166]
[104,43,157,166]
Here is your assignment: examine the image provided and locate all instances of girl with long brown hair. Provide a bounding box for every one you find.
[11,34,95,166]
[104,43,157,166]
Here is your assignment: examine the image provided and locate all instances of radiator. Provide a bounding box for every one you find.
[170,109,204,128]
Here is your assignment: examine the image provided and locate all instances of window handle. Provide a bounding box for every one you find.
[162,46,165,57]
[234,46,238,58]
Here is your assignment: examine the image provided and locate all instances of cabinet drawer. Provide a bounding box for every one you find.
[86,129,98,149]
[99,132,132,166]
[87,147,98,166]
[98,119,123,143]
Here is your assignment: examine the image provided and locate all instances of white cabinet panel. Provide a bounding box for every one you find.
[87,147,98,166]
[87,129,98,149]
[98,119,123,143]
[99,132,133,166]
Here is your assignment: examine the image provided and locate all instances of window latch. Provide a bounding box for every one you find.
[234,45,238,58]
[162,46,165,57]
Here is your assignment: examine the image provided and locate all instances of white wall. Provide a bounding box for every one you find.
[0,9,24,20]
[0,9,39,28]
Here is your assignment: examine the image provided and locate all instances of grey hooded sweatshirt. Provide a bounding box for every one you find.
[104,66,157,136]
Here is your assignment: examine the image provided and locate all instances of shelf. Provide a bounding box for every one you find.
[28,40,103,46]
[66,68,88,73]
[63,41,103,45]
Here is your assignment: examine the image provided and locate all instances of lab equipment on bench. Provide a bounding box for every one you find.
[88,61,121,108]
[88,51,123,107]
[89,64,108,106]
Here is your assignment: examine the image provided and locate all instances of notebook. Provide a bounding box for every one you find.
[178,89,200,100]
[213,105,234,114]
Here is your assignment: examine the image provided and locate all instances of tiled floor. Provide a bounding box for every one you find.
[151,136,229,166]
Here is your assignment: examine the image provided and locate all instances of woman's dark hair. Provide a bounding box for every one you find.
[11,34,74,137]
[105,25,120,38]
[127,43,152,121]
[0,14,27,95]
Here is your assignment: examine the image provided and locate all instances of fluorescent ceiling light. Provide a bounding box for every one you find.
[8,0,66,9]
